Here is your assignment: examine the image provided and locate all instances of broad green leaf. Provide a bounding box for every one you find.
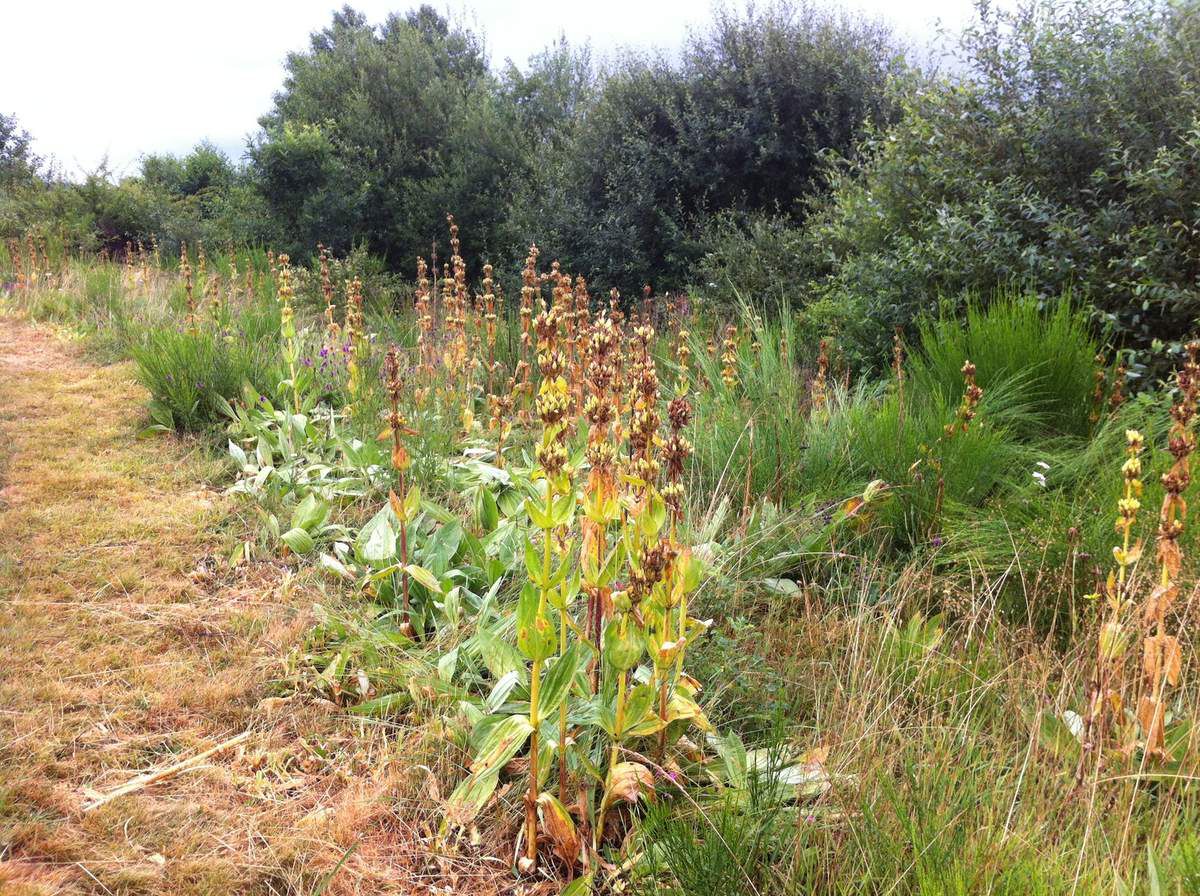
[404,564,443,594]
[445,769,501,828]
[551,491,577,527]
[712,730,749,790]
[281,527,315,555]
[355,507,396,567]
[473,625,525,680]
[485,670,521,713]
[469,714,534,777]
[423,521,464,576]
[256,435,272,468]
[602,617,644,672]
[477,487,499,532]
[228,439,248,468]
[437,647,459,684]
[349,690,411,717]
[404,485,422,522]
[561,873,594,896]
[291,492,329,532]
[617,684,657,737]
[318,553,354,580]
[537,641,590,718]
[526,495,554,530]
[524,539,545,586]
[517,583,556,661]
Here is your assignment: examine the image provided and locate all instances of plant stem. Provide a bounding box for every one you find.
[525,655,542,867]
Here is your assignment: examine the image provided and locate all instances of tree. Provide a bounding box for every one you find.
[519,2,904,295]
[250,4,526,267]
[802,0,1200,365]
[0,113,41,191]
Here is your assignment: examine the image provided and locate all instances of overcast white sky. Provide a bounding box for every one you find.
[3,0,986,179]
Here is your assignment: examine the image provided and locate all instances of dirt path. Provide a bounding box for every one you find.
[0,321,344,895]
[0,320,531,896]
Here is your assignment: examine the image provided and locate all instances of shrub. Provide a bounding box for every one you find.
[802,0,1200,364]
[908,293,1098,439]
[132,325,280,432]
[514,2,904,295]
[692,213,811,315]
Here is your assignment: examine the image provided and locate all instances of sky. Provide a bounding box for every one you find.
[2,0,986,180]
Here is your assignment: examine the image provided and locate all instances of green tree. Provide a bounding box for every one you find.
[251,4,526,268]
[0,113,41,192]
[803,0,1200,365]
[522,2,903,295]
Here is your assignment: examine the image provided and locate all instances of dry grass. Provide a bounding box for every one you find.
[0,319,528,896]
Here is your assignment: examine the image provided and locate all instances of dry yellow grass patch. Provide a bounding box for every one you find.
[0,321,535,896]
[0,322,345,895]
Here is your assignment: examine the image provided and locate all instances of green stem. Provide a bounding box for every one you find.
[596,662,628,846]
[525,656,542,867]
[558,605,569,804]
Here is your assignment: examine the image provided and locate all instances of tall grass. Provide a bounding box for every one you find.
[911,292,1098,438]
[688,298,1071,550]
[131,326,281,431]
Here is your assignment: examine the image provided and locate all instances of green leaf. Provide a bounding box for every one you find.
[281,527,315,555]
[423,521,464,576]
[473,625,525,680]
[290,492,329,532]
[561,873,594,896]
[355,507,396,567]
[403,484,422,521]
[617,684,656,737]
[470,714,534,777]
[524,539,545,586]
[445,769,501,828]
[712,730,748,790]
[477,487,499,532]
[602,617,643,672]
[227,439,248,468]
[485,670,521,713]
[537,641,590,719]
[551,491,577,527]
[437,647,459,684]
[318,553,354,580]
[517,582,556,662]
[639,492,667,538]
[404,564,443,594]
[256,435,272,468]
[1147,845,1162,896]
[147,399,175,432]
[349,690,411,717]
[526,495,553,530]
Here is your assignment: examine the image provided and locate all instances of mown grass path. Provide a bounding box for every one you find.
[0,320,341,895]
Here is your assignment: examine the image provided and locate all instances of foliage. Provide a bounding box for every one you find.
[10,224,1200,893]
[250,5,525,266]
[802,0,1200,364]
[132,322,280,433]
[524,2,903,294]
[908,293,1099,439]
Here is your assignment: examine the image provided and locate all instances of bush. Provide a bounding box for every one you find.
[802,0,1200,365]
[687,301,1066,551]
[908,293,1098,439]
[692,214,811,315]
[132,326,280,432]
[515,2,904,295]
